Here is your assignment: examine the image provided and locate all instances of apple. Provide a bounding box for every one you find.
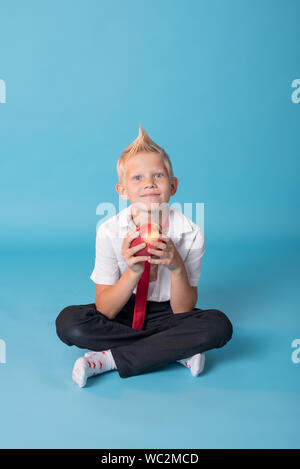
[130,222,165,257]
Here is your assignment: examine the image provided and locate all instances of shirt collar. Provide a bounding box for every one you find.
[118,204,194,241]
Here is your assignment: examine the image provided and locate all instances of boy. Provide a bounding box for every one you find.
[55,126,233,387]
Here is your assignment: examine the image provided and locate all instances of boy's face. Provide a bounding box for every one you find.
[116,152,178,213]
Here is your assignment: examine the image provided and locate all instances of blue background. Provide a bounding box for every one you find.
[0,0,299,449]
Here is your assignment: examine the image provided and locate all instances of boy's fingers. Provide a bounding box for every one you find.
[129,242,146,255]
[124,230,139,248]
[132,256,149,264]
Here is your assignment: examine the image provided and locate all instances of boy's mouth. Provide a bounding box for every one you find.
[141,193,160,197]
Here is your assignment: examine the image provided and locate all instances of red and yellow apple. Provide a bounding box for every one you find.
[130,222,165,257]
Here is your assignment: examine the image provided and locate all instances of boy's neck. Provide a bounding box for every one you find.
[130,205,169,232]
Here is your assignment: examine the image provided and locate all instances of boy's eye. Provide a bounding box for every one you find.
[133,173,164,181]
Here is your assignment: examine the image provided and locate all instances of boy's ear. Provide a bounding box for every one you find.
[170,177,178,196]
[115,182,129,200]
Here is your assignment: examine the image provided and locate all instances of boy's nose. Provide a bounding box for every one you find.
[144,178,156,187]
[144,183,157,190]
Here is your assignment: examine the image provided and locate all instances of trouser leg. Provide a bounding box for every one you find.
[112,306,233,378]
[55,295,164,352]
[55,294,233,379]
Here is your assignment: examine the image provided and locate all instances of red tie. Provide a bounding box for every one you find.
[131,260,151,330]
[130,218,169,330]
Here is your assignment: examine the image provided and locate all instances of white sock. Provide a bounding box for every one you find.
[72,349,117,388]
[177,353,206,377]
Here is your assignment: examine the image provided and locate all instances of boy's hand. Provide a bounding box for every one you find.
[147,234,184,272]
[122,230,150,275]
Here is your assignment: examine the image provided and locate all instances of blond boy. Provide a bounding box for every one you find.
[56,126,233,387]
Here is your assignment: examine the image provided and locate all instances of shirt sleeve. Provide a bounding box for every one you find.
[90,224,120,285]
[184,229,205,287]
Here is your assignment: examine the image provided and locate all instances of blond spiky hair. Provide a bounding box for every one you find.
[117,125,174,183]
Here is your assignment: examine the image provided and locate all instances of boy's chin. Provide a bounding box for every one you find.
[131,200,168,212]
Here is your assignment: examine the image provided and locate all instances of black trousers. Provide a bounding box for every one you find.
[55,294,233,378]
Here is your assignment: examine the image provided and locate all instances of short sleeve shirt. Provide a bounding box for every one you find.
[90,204,205,302]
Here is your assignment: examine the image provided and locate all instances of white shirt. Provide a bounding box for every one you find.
[90,204,205,302]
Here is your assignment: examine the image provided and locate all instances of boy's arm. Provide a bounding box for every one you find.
[92,226,149,320]
[170,264,198,314]
[148,229,204,314]
[170,228,205,313]
[95,268,142,320]
[170,229,204,313]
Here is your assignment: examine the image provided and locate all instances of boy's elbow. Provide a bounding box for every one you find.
[191,286,198,307]
[95,298,103,314]
[95,286,115,320]
[95,297,113,320]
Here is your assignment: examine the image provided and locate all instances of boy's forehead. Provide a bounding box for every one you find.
[126,152,166,174]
